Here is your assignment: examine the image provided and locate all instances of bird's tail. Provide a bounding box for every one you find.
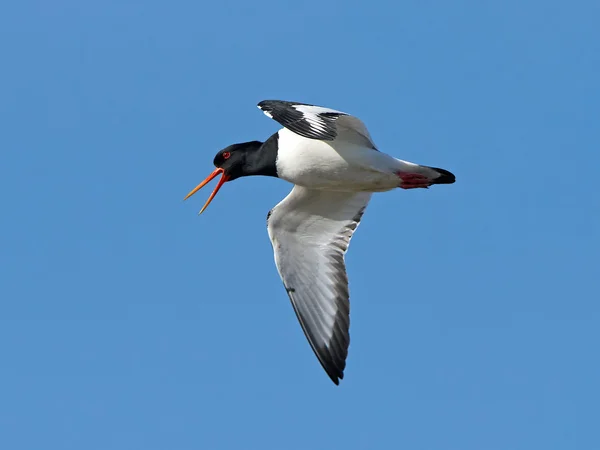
[394,158,456,185]
[423,166,456,184]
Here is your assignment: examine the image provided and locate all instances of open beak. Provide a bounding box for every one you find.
[184,167,230,214]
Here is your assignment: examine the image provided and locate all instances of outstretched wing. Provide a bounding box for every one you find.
[258,100,377,149]
[267,186,371,384]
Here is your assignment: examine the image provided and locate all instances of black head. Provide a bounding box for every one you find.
[212,141,263,181]
[184,139,278,214]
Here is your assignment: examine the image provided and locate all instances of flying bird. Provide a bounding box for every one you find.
[185,100,455,385]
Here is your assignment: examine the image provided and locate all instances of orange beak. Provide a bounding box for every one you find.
[184,167,230,214]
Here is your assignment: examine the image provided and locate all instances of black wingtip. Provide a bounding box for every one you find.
[429,167,456,184]
[325,365,344,385]
[318,359,344,385]
[257,100,270,111]
[328,373,341,385]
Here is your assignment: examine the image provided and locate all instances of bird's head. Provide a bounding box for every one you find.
[184,141,264,214]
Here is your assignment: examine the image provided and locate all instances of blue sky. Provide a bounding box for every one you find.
[1,0,599,449]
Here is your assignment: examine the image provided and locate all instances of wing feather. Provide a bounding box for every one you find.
[258,100,377,149]
[267,186,371,384]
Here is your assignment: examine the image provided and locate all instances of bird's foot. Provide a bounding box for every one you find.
[397,172,432,189]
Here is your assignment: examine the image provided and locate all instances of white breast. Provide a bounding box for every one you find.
[275,128,402,192]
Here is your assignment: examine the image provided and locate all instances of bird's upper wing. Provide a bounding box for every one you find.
[258,100,377,150]
[267,186,371,384]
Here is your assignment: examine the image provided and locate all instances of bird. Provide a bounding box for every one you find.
[184,100,455,385]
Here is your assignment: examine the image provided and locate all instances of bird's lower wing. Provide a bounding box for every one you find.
[266,186,371,384]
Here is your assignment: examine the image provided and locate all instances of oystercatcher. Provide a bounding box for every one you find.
[185,100,455,384]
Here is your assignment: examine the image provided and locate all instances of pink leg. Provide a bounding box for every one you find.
[397,172,432,189]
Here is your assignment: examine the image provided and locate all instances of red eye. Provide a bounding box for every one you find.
[223,151,231,160]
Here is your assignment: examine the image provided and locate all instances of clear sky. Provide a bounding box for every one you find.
[1,1,599,449]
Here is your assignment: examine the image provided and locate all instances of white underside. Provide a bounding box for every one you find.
[275,128,435,192]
